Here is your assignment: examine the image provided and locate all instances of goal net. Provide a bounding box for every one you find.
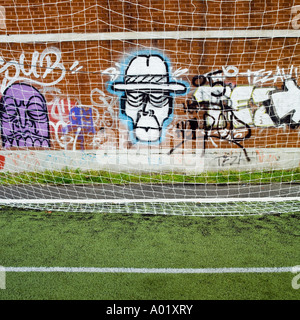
[0,0,299,216]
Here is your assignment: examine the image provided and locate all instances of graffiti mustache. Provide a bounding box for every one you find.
[135,109,161,128]
[134,110,161,141]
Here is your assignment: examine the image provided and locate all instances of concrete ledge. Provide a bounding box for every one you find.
[0,148,298,173]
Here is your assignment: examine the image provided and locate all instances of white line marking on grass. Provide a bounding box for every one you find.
[3,267,296,274]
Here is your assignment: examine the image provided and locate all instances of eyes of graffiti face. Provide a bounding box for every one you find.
[27,104,48,122]
[2,96,47,123]
[126,92,170,108]
[2,104,18,121]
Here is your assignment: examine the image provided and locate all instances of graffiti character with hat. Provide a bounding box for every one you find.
[110,52,188,144]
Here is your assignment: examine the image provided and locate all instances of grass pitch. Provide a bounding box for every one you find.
[0,208,299,300]
[0,168,299,185]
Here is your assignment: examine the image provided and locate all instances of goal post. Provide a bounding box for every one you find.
[0,0,299,216]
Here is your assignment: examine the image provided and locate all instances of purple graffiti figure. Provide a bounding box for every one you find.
[0,83,50,148]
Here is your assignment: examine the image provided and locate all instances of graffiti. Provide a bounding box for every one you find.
[270,78,300,127]
[0,47,81,93]
[210,149,281,168]
[0,154,5,169]
[109,52,188,144]
[227,86,273,127]
[0,151,98,171]
[101,63,121,82]
[2,151,41,171]
[172,67,189,78]
[68,107,94,132]
[47,96,96,151]
[0,46,82,150]
[214,152,243,167]
[89,88,119,150]
[90,88,118,127]
[181,65,300,160]
[189,69,252,160]
[239,65,298,85]
[64,106,95,150]
[45,87,117,150]
[0,45,297,173]
[46,91,79,149]
[203,112,252,161]
[0,83,50,148]
[255,149,280,164]
[0,47,119,152]
[193,65,300,126]
[44,151,97,169]
[168,111,200,155]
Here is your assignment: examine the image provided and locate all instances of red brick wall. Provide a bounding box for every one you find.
[2,0,294,34]
[0,0,299,152]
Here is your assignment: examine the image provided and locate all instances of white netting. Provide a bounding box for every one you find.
[0,0,299,215]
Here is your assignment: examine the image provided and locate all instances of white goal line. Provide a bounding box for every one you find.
[0,197,298,204]
[0,29,300,43]
[3,266,298,274]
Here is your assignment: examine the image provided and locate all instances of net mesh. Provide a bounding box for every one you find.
[0,0,299,215]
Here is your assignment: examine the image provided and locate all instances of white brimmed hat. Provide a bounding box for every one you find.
[112,55,187,93]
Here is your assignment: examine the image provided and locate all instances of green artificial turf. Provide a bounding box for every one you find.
[0,208,299,300]
[0,167,298,185]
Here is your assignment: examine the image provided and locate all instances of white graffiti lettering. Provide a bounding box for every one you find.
[0,47,80,93]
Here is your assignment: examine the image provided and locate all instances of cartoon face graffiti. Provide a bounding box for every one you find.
[121,90,173,142]
[0,83,50,148]
[111,54,187,143]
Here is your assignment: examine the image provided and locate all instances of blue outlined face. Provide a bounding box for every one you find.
[108,51,188,145]
[121,90,173,143]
